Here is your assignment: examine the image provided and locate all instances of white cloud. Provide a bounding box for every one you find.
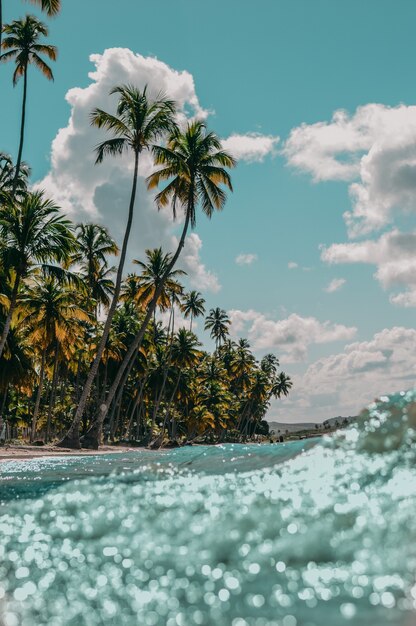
[324,278,346,293]
[275,327,416,422]
[228,309,356,362]
[222,132,279,162]
[235,253,258,266]
[321,229,416,306]
[283,103,416,236]
[37,48,273,292]
[288,261,298,269]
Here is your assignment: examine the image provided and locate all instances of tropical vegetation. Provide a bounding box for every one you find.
[0,6,293,449]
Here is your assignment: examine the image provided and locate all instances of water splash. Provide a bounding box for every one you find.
[1,390,416,625]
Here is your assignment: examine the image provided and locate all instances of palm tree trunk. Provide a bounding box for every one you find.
[12,66,28,197]
[58,150,140,449]
[30,347,47,443]
[45,344,59,441]
[0,271,21,359]
[84,210,192,449]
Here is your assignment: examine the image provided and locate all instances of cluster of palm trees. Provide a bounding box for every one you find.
[0,3,292,449]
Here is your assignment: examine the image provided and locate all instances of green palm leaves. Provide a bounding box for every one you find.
[0,191,75,359]
[91,85,177,163]
[204,307,231,348]
[1,15,56,196]
[148,120,235,226]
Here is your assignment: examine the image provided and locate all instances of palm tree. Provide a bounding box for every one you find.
[181,290,205,331]
[59,85,177,449]
[270,371,293,398]
[1,15,57,195]
[0,191,75,359]
[20,276,89,441]
[133,248,185,313]
[68,223,118,313]
[79,120,235,449]
[0,0,60,50]
[0,153,30,202]
[204,307,231,349]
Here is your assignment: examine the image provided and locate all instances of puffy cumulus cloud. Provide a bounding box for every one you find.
[283,103,416,235]
[37,48,276,290]
[274,327,416,422]
[324,278,346,293]
[321,229,416,306]
[228,310,356,362]
[235,253,258,266]
[222,133,279,163]
[288,261,298,269]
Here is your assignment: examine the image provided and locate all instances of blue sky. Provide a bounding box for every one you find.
[3,0,416,421]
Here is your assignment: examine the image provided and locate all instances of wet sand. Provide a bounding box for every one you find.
[0,444,139,462]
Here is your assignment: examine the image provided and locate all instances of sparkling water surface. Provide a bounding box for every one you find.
[1,391,416,626]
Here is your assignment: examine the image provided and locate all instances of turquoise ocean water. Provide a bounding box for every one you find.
[1,390,416,626]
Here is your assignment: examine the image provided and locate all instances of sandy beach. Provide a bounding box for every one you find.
[0,444,139,462]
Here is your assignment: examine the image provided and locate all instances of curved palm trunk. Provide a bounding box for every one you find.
[12,67,28,197]
[45,344,59,441]
[30,347,47,443]
[58,151,140,449]
[0,271,21,359]
[83,210,192,449]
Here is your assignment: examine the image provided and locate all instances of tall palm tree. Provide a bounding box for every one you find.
[79,121,235,449]
[0,0,60,50]
[181,290,205,331]
[1,15,56,195]
[20,276,89,441]
[204,307,231,349]
[59,85,177,449]
[0,190,75,359]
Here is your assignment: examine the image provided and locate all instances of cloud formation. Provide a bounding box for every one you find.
[228,309,356,362]
[283,103,416,236]
[275,327,416,422]
[222,133,279,162]
[324,278,346,293]
[235,253,258,266]
[321,229,416,306]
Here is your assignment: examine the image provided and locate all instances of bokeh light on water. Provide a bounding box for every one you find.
[1,390,416,625]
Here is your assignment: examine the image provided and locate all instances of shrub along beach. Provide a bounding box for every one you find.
[0,3,292,451]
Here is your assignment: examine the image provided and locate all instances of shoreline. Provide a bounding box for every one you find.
[0,444,143,463]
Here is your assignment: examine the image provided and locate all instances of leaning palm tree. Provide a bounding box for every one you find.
[0,190,75,359]
[58,85,177,449]
[181,290,205,331]
[1,15,57,195]
[204,307,231,349]
[133,248,186,313]
[79,120,235,449]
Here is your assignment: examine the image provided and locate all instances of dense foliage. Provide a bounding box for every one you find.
[0,6,292,448]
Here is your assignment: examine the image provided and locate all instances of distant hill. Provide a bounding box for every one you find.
[268,416,356,434]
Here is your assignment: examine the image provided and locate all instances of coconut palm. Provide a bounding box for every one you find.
[0,153,30,203]
[204,307,231,349]
[68,223,118,313]
[59,85,177,449]
[1,15,57,195]
[0,191,75,359]
[78,121,235,449]
[19,276,89,441]
[0,0,60,50]
[181,290,205,331]
[270,371,293,399]
[133,248,185,313]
